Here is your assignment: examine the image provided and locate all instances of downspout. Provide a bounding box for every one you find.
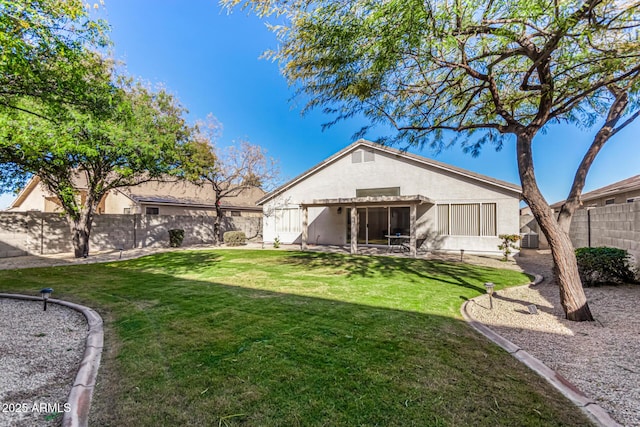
[587,208,592,248]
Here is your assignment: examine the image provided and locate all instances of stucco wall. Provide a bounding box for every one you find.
[0,212,262,258]
[583,189,640,208]
[569,201,640,263]
[262,147,521,253]
[8,183,48,212]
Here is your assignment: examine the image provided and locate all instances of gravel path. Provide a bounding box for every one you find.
[0,299,87,427]
[466,249,640,427]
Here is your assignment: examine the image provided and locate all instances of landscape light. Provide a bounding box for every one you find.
[40,288,53,311]
[484,282,495,310]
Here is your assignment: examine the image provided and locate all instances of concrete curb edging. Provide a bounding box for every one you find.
[0,293,103,427]
[459,275,621,427]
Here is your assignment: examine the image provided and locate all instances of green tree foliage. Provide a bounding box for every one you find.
[225,0,640,321]
[226,0,639,144]
[0,0,110,117]
[0,77,193,257]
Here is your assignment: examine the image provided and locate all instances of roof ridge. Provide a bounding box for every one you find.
[258,139,521,205]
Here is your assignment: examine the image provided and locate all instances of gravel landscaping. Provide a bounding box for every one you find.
[466,249,640,427]
[0,299,87,427]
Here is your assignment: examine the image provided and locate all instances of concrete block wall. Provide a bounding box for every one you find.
[0,212,262,258]
[0,213,29,257]
[569,201,640,263]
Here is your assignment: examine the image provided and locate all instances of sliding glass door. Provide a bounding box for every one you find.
[347,207,410,245]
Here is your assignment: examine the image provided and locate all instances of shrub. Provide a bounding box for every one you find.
[498,234,521,261]
[168,229,185,247]
[223,231,247,246]
[273,236,281,249]
[575,247,636,287]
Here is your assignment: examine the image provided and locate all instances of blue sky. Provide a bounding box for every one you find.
[1,0,638,209]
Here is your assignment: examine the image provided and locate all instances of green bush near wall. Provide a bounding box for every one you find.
[223,231,247,246]
[169,229,185,247]
[575,247,637,286]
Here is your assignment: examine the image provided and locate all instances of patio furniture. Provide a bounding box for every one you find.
[385,234,411,253]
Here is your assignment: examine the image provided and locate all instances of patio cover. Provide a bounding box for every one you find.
[300,194,434,208]
[299,194,435,257]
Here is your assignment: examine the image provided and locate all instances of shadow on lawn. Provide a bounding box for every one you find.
[109,251,224,275]
[0,255,594,427]
[281,251,492,293]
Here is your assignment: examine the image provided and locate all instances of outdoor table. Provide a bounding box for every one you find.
[385,235,410,253]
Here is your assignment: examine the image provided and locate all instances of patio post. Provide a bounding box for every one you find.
[301,206,308,251]
[410,203,417,258]
[350,204,358,255]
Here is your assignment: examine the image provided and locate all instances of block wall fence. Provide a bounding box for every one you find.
[0,212,262,258]
[568,201,640,263]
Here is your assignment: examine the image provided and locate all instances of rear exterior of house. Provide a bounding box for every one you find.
[260,140,522,255]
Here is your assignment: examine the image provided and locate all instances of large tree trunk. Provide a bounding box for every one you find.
[69,209,94,258]
[556,88,631,234]
[214,194,223,245]
[516,132,594,321]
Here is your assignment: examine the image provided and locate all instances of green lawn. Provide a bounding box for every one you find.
[0,250,593,426]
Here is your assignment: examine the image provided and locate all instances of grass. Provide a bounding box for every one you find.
[0,249,593,426]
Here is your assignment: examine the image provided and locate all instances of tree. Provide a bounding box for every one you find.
[0,78,193,257]
[225,0,640,321]
[0,0,110,118]
[186,115,279,244]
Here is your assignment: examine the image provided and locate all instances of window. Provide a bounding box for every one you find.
[145,207,159,215]
[481,203,497,236]
[231,211,241,217]
[437,204,449,235]
[351,149,375,163]
[605,198,615,205]
[451,204,480,236]
[123,208,131,214]
[437,203,497,236]
[627,198,635,203]
[363,149,375,162]
[275,208,301,233]
[356,187,400,197]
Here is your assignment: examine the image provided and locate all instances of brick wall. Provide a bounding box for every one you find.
[0,212,262,258]
[569,201,640,263]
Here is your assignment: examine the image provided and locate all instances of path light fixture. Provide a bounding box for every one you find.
[40,288,53,311]
[484,282,495,310]
[460,249,464,262]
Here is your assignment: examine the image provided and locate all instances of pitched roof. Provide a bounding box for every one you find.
[120,180,265,208]
[10,175,264,210]
[258,139,522,205]
[550,174,640,208]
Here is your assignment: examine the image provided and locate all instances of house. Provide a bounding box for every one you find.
[550,174,640,210]
[259,140,522,256]
[7,176,264,217]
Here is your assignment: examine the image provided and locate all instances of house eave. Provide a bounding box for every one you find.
[301,194,435,207]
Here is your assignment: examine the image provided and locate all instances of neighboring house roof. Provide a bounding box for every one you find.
[118,180,265,210]
[550,175,640,209]
[9,175,265,211]
[258,139,522,205]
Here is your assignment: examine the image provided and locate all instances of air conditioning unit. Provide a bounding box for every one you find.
[521,233,539,249]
